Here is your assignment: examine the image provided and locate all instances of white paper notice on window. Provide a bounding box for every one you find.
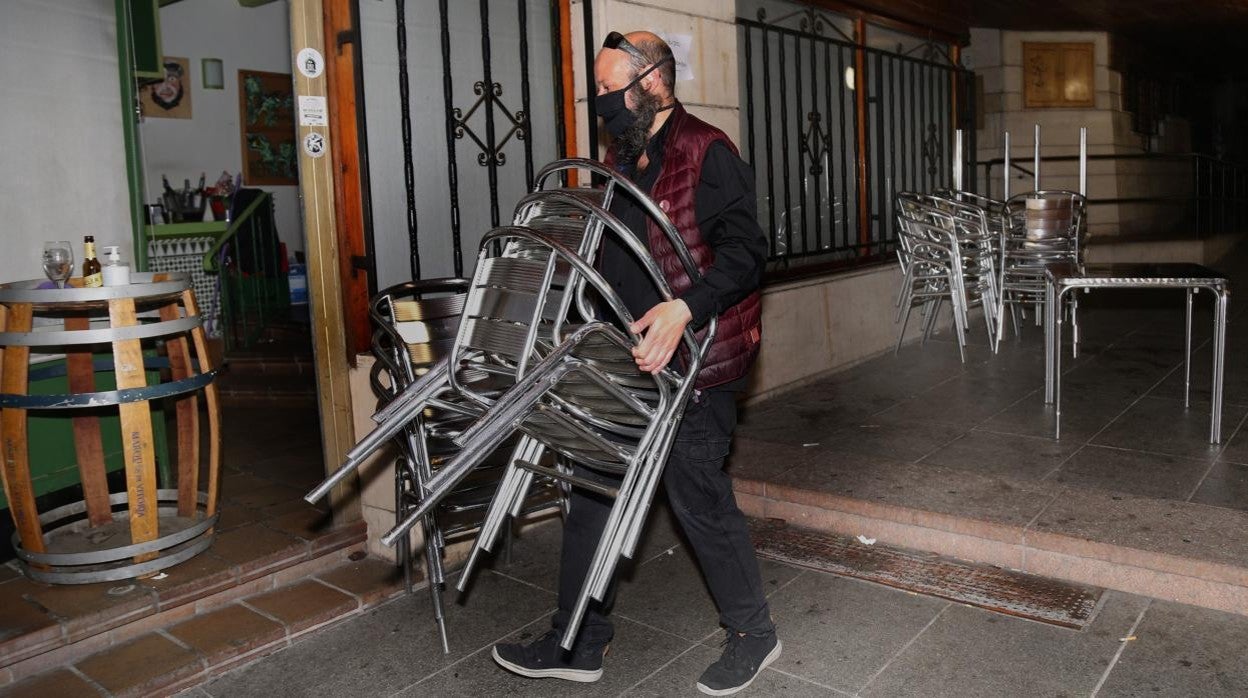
[298,95,328,127]
[656,32,694,82]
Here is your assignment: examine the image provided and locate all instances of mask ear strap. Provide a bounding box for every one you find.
[625,56,675,92]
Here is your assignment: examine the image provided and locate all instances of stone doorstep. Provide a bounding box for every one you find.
[0,522,367,685]
[0,556,409,697]
[735,477,1248,619]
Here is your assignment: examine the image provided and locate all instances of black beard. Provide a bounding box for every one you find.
[614,88,663,167]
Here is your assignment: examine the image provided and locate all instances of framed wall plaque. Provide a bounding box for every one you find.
[1023,42,1095,109]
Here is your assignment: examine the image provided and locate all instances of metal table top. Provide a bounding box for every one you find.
[1044,263,1228,289]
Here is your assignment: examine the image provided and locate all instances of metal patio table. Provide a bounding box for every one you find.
[1044,263,1230,443]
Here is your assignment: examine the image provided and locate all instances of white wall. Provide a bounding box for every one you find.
[967,28,1194,238]
[0,0,132,283]
[142,0,302,254]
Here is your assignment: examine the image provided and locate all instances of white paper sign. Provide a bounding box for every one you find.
[656,32,694,82]
[299,95,328,127]
[296,48,324,79]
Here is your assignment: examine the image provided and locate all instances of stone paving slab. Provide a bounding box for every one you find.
[400,616,692,697]
[75,632,205,698]
[0,668,103,698]
[760,570,948,694]
[760,452,1062,544]
[1095,599,1248,696]
[1052,445,1215,500]
[612,540,802,643]
[858,591,1150,698]
[200,571,555,697]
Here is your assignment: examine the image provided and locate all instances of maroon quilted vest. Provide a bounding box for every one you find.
[606,104,763,389]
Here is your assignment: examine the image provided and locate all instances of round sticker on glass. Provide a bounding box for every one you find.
[296,48,324,79]
[303,132,326,158]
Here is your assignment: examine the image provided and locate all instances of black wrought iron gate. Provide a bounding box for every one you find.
[362,0,569,286]
[737,2,975,272]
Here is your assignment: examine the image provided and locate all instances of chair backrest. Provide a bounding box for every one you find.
[895,195,961,266]
[448,159,714,424]
[1005,190,1086,245]
[368,279,472,415]
[934,190,1006,220]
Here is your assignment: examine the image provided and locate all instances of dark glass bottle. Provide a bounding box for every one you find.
[82,236,102,288]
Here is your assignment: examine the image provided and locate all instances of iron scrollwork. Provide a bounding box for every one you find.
[754,5,852,42]
[453,81,529,167]
[800,111,829,176]
[922,123,941,180]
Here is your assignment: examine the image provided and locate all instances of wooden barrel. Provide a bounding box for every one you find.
[0,272,220,584]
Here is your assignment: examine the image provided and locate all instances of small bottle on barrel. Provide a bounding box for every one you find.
[82,236,103,288]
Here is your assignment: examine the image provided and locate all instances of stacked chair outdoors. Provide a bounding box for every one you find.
[893,192,1000,361]
[367,279,563,652]
[305,158,715,652]
[997,191,1087,350]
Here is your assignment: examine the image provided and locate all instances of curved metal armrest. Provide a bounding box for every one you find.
[520,191,708,357]
[534,158,705,288]
[483,226,712,369]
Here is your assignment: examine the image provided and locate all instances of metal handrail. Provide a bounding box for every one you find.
[979,151,1248,238]
[201,192,273,273]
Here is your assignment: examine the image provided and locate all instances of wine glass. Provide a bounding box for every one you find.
[42,241,73,289]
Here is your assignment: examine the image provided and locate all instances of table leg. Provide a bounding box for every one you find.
[1045,279,1055,403]
[1054,288,1065,440]
[1185,288,1193,408]
[1210,288,1229,443]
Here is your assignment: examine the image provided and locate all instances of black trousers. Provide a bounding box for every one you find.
[551,389,774,651]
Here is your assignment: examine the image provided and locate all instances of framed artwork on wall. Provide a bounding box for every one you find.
[238,69,297,185]
[139,56,192,119]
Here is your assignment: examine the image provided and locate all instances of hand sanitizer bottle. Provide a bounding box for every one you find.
[101,246,131,287]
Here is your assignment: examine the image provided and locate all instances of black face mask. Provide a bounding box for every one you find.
[594,58,672,138]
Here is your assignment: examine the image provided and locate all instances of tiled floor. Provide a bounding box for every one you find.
[193,255,1248,696]
[734,285,1248,520]
[191,512,1248,697]
[0,405,350,674]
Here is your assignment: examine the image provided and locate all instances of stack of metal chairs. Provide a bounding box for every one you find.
[305,158,714,652]
[366,278,563,652]
[893,191,1001,360]
[997,191,1087,352]
[892,188,1086,359]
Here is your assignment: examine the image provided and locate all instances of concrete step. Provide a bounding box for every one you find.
[732,460,1248,620]
[0,547,407,697]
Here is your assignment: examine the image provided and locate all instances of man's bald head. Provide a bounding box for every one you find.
[605,31,676,99]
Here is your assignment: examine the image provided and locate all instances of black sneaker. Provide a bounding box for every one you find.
[492,629,606,683]
[696,630,782,696]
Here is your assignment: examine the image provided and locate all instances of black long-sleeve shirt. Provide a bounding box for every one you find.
[600,114,767,331]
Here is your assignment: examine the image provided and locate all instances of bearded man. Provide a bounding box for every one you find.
[492,31,779,696]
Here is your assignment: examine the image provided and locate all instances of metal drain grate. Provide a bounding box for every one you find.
[749,519,1103,629]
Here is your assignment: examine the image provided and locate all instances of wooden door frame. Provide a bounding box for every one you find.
[324,0,374,360]
[289,0,359,520]
[290,0,581,521]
